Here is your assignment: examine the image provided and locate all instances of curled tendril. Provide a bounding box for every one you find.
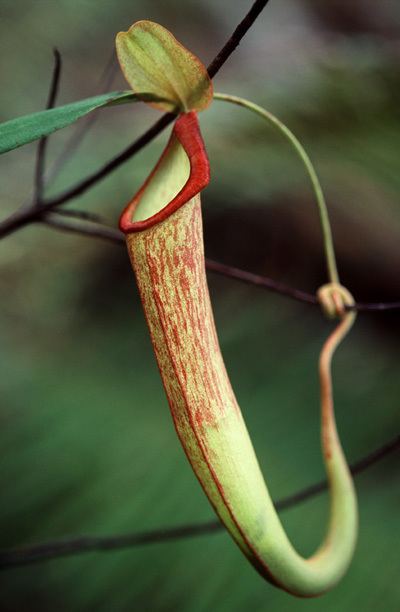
[317,283,355,319]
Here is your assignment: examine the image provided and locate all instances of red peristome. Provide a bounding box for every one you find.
[119,111,210,233]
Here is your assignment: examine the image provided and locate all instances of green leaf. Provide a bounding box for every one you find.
[116,20,213,114]
[0,90,149,155]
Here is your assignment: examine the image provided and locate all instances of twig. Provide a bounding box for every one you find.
[46,50,118,185]
[207,0,269,78]
[43,112,175,210]
[55,208,107,223]
[39,212,400,312]
[0,0,271,239]
[205,258,318,306]
[275,433,399,510]
[33,48,62,206]
[0,434,397,570]
[205,259,400,312]
[0,112,176,239]
[19,51,117,214]
[44,214,123,244]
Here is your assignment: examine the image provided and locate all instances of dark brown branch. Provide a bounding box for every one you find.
[0,114,176,239]
[206,259,400,312]
[40,213,400,312]
[46,51,118,185]
[207,0,269,78]
[354,299,400,312]
[0,434,397,570]
[44,214,124,244]
[55,208,107,223]
[275,433,400,510]
[18,51,117,215]
[43,112,176,210]
[33,48,62,206]
[0,0,271,238]
[206,258,318,306]
[45,49,63,113]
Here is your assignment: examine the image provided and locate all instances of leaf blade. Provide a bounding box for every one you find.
[116,20,213,113]
[0,91,142,155]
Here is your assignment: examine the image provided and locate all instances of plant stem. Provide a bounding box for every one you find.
[214,92,340,285]
[33,48,62,207]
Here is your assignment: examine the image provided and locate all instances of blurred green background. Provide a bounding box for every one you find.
[0,1,399,610]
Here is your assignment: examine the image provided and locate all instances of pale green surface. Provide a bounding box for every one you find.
[133,137,190,221]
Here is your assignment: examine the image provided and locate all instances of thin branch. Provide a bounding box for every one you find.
[0,0,271,238]
[0,112,176,239]
[354,299,400,312]
[55,208,107,223]
[45,49,63,114]
[19,51,117,214]
[33,48,62,206]
[207,0,270,78]
[46,50,118,185]
[43,112,176,210]
[43,214,123,244]
[276,433,399,510]
[40,212,400,312]
[206,258,318,306]
[0,434,397,570]
[206,259,400,312]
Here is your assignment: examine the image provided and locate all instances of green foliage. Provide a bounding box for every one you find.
[0,91,142,154]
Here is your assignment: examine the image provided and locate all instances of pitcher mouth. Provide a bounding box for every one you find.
[119,111,210,233]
